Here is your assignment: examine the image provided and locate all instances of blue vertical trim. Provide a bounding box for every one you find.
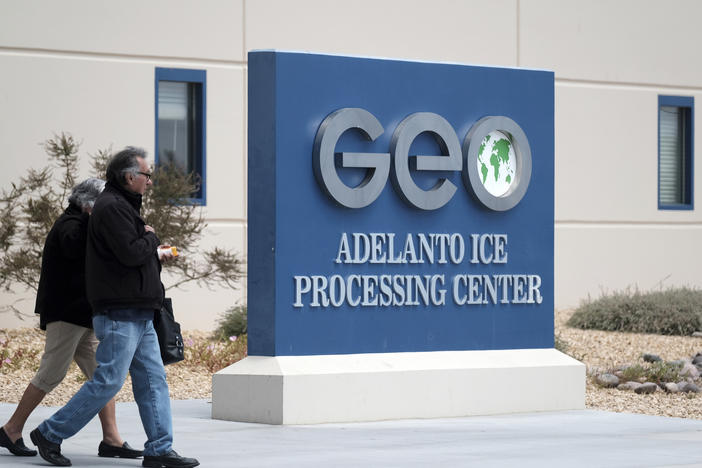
[658,95,694,210]
[247,51,277,356]
[155,67,207,204]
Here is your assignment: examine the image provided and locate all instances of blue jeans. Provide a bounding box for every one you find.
[39,314,173,456]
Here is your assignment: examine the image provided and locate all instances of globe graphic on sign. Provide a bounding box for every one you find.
[476,130,516,197]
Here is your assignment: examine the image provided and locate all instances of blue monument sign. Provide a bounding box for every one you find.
[248,51,554,357]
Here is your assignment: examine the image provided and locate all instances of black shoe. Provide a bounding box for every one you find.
[29,428,71,467]
[98,440,144,458]
[0,427,37,456]
[142,449,199,468]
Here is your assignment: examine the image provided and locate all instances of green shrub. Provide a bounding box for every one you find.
[618,361,683,384]
[0,333,42,372]
[620,364,646,381]
[567,287,702,335]
[646,361,683,384]
[212,305,247,341]
[182,333,247,373]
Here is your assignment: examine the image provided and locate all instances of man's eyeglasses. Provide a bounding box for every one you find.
[137,171,152,180]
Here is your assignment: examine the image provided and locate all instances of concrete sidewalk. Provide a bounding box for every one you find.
[1,400,701,467]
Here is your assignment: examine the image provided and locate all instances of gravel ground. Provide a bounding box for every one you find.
[1,313,701,419]
[0,328,214,406]
[555,309,702,419]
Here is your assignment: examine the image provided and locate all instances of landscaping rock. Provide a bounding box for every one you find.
[596,373,619,388]
[634,382,658,394]
[642,353,661,363]
[680,362,700,379]
[663,382,679,393]
[617,381,642,391]
[669,359,687,367]
[679,382,701,393]
[692,331,702,337]
[692,355,702,365]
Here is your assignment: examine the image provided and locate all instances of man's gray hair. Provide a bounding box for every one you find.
[106,146,148,186]
[68,178,106,210]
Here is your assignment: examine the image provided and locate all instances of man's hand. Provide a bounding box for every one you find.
[144,225,155,234]
[158,245,178,263]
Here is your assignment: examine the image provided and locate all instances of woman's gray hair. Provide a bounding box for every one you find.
[106,146,148,185]
[68,178,106,210]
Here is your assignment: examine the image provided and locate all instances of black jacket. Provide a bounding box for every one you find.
[35,203,92,330]
[85,181,164,315]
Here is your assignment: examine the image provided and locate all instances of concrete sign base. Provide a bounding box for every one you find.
[212,349,585,425]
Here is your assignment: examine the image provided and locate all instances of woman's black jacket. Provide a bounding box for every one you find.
[35,203,92,330]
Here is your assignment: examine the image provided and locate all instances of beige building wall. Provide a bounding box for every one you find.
[1,0,700,329]
[519,0,702,307]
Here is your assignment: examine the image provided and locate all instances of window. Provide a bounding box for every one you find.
[658,95,693,210]
[155,68,206,202]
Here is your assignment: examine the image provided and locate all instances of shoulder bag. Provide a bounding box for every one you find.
[153,297,185,365]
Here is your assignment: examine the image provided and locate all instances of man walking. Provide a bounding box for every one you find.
[0,178,140,460]
[31,147,198,468]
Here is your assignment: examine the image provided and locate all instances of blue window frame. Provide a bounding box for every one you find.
[155,67,206,203]
[658,95,694,210]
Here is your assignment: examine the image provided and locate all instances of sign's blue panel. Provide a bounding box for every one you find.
[248,51,554,356]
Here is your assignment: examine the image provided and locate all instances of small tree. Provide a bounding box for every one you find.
[0,132,244,320]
